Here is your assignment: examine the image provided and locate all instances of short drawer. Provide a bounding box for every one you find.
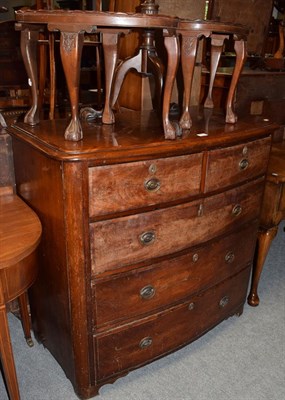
[93,222,258,326]
[94,266,251,381]
[90,178,264,274]
[204,136,271,192]
[88,153,202,217]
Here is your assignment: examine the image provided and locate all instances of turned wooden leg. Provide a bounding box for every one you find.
[147,52,164,111]
[0,304,20,400]
[162,34,179,140]
[102,32,121,124]
[38,31,47,113]
[204,34,228,109]
[49,32,56,120]
[18,292,34,347]
[248,226,278,306]
[60,31,84,141]
[226,39,247,124]
[179,34,199,130]
[20,28,40,126]
[95,45,103,109]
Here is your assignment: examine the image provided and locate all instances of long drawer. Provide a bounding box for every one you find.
[90,178,264,274]
[94,266,251,381]
[204,136,271,192]
[88,153,203,217]
[93,222,258,326]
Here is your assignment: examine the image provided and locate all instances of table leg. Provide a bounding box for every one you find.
[60,31,84,141]
[111,51,142,110]
[112,48,164,113]
[20,28,40,126]
[204,34,228,109]
[18,292,34,347]
[48,32,56,120]
[179,34,199,130]
[247,226,278,306]
[226,39,247,124]
[0,304,20,400]
[102,32,120,124]
[162,34,179,139]
[147,52,164,110]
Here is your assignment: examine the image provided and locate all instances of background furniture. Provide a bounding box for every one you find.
[0,20,30,111]
[8,109,276,399]
[0,190,41,400]
[0,125,42,400]
[248,138,285,306]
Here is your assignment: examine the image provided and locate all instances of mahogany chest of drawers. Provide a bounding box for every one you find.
[8,111,275,399]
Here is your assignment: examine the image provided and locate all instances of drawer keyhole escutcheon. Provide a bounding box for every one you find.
[139,337,153,349]
[140,285,156,300]
[225,251,235,264]
[232,204,242,217]
[144,177,160,192]
[140,231,156,245]
[239,158,249,170]
[148,164,157,174]
[192,253,199,262]
[219,296,229,308]
[242,146,248,156]
[197,204,203,217]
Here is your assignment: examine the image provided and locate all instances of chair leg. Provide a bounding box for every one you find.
[18,292,34,347]
[0,304,21,400]
[247,226,278,306]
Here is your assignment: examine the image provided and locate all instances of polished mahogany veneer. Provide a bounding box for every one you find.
[9,110,276,399]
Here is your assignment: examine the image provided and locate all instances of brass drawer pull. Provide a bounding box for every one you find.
[239,158,249,170]
[188,302,195,311]
[139,337,153,349]
[144,177,161,192]
[140,285,156,300]
[232,204,242,217]
[219,296,229,308]
[225,251,235,264]
[140,231,156,245]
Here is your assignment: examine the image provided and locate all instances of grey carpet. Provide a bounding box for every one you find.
[1,222,284,400]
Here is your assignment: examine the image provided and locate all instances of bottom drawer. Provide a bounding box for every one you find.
[94,266,250,381]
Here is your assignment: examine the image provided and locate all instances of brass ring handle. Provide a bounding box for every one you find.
[219,296,229,308]
[239,158,249,170]
[140,231,156,245]
[144,177,161,192]
[225,251,235,264]
[232,204,242,217]
[139,337,153,349]
[140,285,156,300]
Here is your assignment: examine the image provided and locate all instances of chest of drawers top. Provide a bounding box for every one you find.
[10,109,276,163]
